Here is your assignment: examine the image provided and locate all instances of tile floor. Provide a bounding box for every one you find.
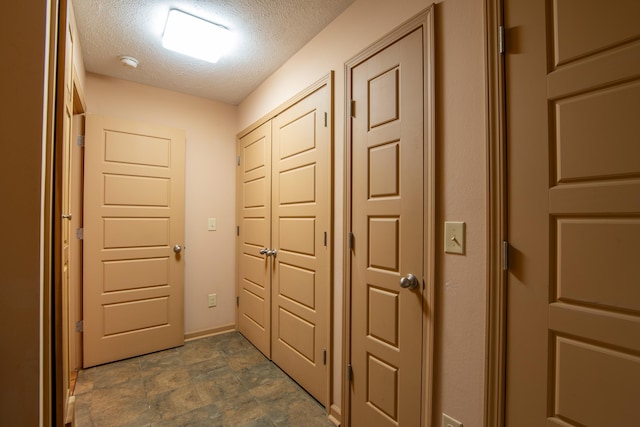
[74,332,335,427]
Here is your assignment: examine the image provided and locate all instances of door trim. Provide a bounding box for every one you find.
[342,7,435,426]
[236,72,335,139]
[483,0,507,426]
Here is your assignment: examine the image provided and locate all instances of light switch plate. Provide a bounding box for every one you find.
[444,221,465,254]
[443,413,463,427]
[207,218,217,231]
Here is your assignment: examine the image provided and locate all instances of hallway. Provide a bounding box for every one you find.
[74,332,333,426]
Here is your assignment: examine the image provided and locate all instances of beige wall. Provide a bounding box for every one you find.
[238,0,488,425]
[85,74,238,335]
[0,1,54,425]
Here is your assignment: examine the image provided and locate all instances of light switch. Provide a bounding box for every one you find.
[207,218,217,231]
[444,221,465,254]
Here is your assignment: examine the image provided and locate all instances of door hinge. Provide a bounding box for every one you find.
[236,296,239,307]
[75,228,83,240]
[349,100,356,117]
[323,349,327,365]
[75,320,83,332]
[324,112,328,127]
[323,231,327,247]
[348,232,354,250]
[77,135,85,147]
[347,363,353,382]
[237,155,241,166]
[237,225,240,236]
[502,240,509,271]
[499,26,505,54]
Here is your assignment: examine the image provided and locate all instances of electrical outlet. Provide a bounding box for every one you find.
[443,413,463,427]
[208,293,217,307]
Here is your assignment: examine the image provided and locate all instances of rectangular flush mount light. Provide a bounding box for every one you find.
[162,9,231,63]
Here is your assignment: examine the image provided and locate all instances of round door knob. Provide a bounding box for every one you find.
[62,214,72,220]
[259,248,269,255]
[173,244,182,254]
[400,273,419,289]
[267,249,277,257]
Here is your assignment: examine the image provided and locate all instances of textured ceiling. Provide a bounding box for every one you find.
[73,0,354,105]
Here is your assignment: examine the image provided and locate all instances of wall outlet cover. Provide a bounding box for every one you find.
[208,293,217,307]
[443,413,463,427]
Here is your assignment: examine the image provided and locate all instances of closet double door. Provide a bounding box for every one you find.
[237,77,332,406]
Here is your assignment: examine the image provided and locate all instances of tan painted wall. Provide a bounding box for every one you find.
[238,0,488,424]
[0,1,53,425]
[85,74,238,335]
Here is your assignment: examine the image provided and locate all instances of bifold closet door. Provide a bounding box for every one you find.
[271,83,331,406]
[237,122,273,358]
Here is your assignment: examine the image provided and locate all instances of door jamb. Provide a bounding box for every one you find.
[483,0,507,426]
[341,7,436,427]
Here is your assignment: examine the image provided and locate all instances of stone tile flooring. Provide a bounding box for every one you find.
[74,332,334,426]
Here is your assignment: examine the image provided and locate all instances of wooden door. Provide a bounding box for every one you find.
[271,81,332,406]
[505,0,640,425]
[237,122,273,357]
[83,114,186,367]
[349,26,427,426]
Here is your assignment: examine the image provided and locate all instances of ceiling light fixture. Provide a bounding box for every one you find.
[162,9,231,64]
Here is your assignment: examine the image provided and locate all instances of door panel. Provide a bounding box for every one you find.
[505,0,640,425]
[271,84,331,406]
[237,122,272,357]
[350,28,424,427]
[83,114,185,367]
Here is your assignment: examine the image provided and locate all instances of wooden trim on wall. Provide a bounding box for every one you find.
[423,8,436,427]
[483,0,507,426]
[341,50,353,426]
[184,324,236,341]
[328,403,341,426]
[342,7,436,427]
[45,0,62,425]
[237,72,335,139]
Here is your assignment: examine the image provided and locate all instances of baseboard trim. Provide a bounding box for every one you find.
[329,404,341,426]
[184,324,236,341]
[64,394,75,426]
